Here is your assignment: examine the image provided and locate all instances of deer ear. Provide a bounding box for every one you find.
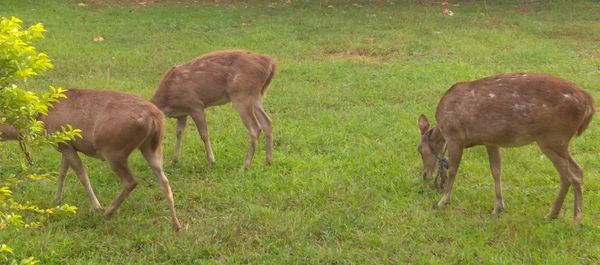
[418,114,430,134]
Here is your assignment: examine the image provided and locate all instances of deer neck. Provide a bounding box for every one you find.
[428,126,446,150]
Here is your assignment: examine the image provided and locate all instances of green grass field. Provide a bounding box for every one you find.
[2,0,600,263]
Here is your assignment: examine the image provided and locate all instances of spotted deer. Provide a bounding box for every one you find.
[0,89,182,230]
[417,73,595,224]
[151,50,276,169]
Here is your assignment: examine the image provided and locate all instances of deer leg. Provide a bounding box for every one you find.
[254,102,273,165]
[567,156,584,181]
[434,142,463,208]
[486,146,505,216]
[54,155,70,204]
[60,148,102,212]
[189,110,215,166]
[234,101,261,169]
[140,145,182,231]
[104,158,137,218]
[567,154,584,224]
[170,116,187,166]
[539,144,581,224]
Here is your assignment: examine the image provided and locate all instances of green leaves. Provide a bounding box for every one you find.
[0,17,79,158]
[0,16,77,264]
[0,16,52,85]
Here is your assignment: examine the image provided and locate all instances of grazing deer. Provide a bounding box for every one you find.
[151,50,276,169]
[0,89,182,231]
[417,73,595,224]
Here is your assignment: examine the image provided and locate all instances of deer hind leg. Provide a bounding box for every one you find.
[104,157,137,218]
[60,147,102,212]
[568,156,584,224]
[170,116,187,166]
[486,146,505,216]
[54,155,70,204]
[189,110,215,166]
[434,141,463,208]
[539,143,583,224]
[254,101,273,165]
[140,144,182,231]
[233,100,261,169]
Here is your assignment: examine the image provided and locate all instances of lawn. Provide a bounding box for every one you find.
[1,0,600,264]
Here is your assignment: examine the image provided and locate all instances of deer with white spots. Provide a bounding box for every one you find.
[151,50,276,169]
[0,89,182,231]
[417,73,595,224]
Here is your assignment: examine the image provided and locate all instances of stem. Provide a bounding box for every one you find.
[17,134,34,165]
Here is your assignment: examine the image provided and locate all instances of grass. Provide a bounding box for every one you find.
[2,0,600,263]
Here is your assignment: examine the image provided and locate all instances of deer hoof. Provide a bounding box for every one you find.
[104,208,116,218]
[91,206,104,215]
[491,208,504,217]
[53,197,64,205]
[241,161,252,170]
[432,202,445,209]
[573,214,583,226]
[172,221,182,232]
[546,211,560,220]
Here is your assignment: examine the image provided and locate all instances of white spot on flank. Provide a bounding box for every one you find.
[542,104,547,108]
[563,94,571,98]
[470,90,475,96]
[513,104,526,111]
[511,92,519,97]
[522,74,528,77]
[488,93,496,98]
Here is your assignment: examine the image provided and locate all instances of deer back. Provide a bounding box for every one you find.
[41,89,164,158]
[435,73,595,147]
[151,50,276,115]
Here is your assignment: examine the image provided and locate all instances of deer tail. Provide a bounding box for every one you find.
[149,111,166,152]
[576,92,595,136]
[260,60,276,97]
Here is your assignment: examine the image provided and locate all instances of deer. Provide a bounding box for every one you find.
[150,50,276,169]
[417,73,595,225]
[0,89,182,231]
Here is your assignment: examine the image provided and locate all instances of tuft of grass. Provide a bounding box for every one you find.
[2,0,600,264]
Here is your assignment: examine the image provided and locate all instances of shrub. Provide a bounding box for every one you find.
[0,16,78,265]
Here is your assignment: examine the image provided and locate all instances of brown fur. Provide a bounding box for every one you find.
[0,123,19,140]
[418,73,595,224]
[0,89,181,230]
[151,50,276,169]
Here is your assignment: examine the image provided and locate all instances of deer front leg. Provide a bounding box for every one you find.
[61,148,102,212]
[486,146,505,216]
[54,155,70,204]
[170,116,187,166]
[190,110,216,166]
[434,142,463,208]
